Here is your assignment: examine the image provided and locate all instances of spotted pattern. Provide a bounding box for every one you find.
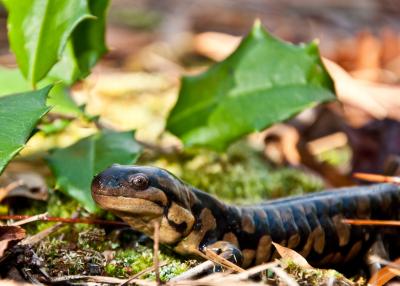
[92,165,400,268]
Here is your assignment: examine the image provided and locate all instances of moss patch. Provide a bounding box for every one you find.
[141,141,324,203]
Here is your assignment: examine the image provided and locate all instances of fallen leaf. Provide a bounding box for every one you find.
[0,225,26,258]
[0,171,48,201]
[271,241,313,269]
[322,58,400,123]
[0,181,22,203]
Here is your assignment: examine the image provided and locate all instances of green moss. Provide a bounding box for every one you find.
[104,245,193,280]
[36,233,106,276]
[141,141,324,203]
[16,190,91,234]
[33,223,191,280]
[284,260,359,286]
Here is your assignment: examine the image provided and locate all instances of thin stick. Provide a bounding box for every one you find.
[170,261,216,282]
[49,274,126,284]
[204,249,245,273]
[9,212,49,226]
[269,265,299,286]
[119,261,168,286]
[342,219,400,227]
[153,221,161,285]
[20,211,80,246]
[353,172,400,184]
[0,214,129,226]
[225,261,278,281]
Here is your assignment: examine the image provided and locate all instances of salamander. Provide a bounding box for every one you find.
[91,164,400,268]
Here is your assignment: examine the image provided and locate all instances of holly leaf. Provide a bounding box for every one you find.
[0,67,83,117]
[0,86,52,174]
[167,22,335,150]
[47,130,142,212]
[3,0,92,85]
[48,0,110,84]
[71,0,109,78]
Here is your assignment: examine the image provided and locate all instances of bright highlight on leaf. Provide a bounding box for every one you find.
[0,86,52,174]
[0,67,83,117]
[167,22,336,150]
[3,0,109,86]
[47,130,142,212]
[3,0,92,85]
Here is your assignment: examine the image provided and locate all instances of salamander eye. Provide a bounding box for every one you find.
[128,173,149,190]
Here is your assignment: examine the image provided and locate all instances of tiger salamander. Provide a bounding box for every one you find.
[91,164,400,268]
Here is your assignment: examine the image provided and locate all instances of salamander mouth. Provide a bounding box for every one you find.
[92,194,163,216]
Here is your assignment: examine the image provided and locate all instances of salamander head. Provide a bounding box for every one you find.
[91,164,196,243]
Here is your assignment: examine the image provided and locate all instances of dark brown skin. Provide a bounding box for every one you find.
[91,164,400,268]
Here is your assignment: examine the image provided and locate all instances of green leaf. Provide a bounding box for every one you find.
[45,82,84,117]
[0,67,30,96]
[71,0,109,77]
[47,0,109,84]
[3,0,92,85]
[166,22,336,150]
[47,130,142,212]
[0,85,52,174]
[47,40,82,85]
[0,67,83,117]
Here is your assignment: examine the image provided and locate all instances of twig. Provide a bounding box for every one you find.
[119,261,168,286]
[0,214,129,226]
[223,261,278,281]
[196,272,231,282]
[49,274,126,284]
[204,248,245,273]
[170,261,216,282]
[342,219,400,227]
[269,265,299,286]
[9,213,49,226]
[19,223,64,246]
[153,220,161,285]
[20,211,79,246]
[353,172,400,184]
[20,267,46,286]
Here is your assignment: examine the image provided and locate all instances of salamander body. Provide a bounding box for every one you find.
[91,164,400,268]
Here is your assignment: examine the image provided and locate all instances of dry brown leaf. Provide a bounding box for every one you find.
[323,58,400,124]
[271,242,313,269]
[0,225,26,258]
[0,181,23,202]
[368,257,400,286]
[193,32,240,61]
